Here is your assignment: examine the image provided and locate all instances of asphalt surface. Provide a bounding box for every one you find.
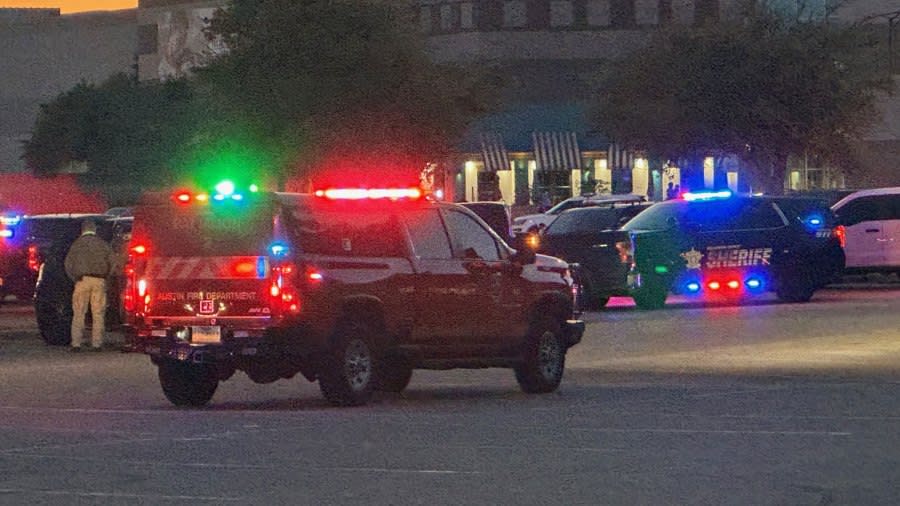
[0,289,898,505]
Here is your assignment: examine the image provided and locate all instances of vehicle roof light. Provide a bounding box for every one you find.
[314,188,423,200]
[682,190,733,201]
[215,180,236,196]
[249,184,259,193]
[213,194,226,201]
[195,193,209,202]
[231,194,244,201]
[0,215,21,226]
[0,229,12,239]
[174,191,192,203]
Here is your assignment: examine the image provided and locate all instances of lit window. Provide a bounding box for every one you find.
[586,0,611,26]
[503,1,527,28]
[550,1,574,27]
[460,3,474,29]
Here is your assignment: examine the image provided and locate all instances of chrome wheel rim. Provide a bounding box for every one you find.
[537,331,562,380]
[344,339,372,391]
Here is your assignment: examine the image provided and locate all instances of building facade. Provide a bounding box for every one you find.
[0,8,137,173]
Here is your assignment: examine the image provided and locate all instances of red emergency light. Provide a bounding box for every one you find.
[314,187,423,200]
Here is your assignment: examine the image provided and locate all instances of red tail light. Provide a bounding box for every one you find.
[123,263,136,313]
[270,262,301,315]
[27,245,40,272]
[615,240,634,265]
[833,225,846,248]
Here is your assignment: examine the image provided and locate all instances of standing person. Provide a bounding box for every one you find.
[64,219,112,352]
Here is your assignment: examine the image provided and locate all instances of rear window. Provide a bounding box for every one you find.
[286,206,406,257]
[132,205,273,257]
[546,207,620,235]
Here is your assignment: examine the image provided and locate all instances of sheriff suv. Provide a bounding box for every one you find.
[618,191,845,309]
[125,185,584,407]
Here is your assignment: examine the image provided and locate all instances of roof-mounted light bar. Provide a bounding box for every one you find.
[682,189,733,201]
[314,188,423,200]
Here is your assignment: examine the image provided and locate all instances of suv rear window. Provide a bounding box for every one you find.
[132,205,273,257]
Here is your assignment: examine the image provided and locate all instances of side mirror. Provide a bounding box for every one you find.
[511,247,536,265]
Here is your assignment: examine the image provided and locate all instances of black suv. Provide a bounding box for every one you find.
[617,192,845,309]
[126,188,584,407]
[30,214,132,345]
[537,202,653,309]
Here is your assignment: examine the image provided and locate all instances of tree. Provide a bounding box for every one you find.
[24,74,198,190]
[593,0,894,193]
[200,0,494,187]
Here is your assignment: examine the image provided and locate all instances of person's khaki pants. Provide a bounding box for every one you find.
[71,276,107,348]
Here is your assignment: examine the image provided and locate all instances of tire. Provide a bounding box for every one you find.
[377,354,413,393]
[776,284,815,303]
[318,321,378,406]
[515,317,566,394]
[632,281,667,310]
[35,300,72,346]
[158,359,218,407]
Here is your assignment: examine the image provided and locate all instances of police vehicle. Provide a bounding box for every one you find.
[615,190,845,309]
[124,182,584,407]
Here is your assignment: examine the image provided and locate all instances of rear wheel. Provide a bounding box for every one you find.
[158,359,218,407]
[35,299,72,346]
[318,321,378,406]
[515,317,566,394]
[377,354,413,393]
[776,271,816,303]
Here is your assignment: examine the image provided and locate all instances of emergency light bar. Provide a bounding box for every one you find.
[0,229,12,239]
[682,190,733,201]
[314,188,423,200]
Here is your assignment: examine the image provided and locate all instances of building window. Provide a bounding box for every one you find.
[550,1,574,27]
[586,0,611,26]
[634,0,659,25]
[137,24,158,55]
[440,4,454,31]
[610,0,635,27]
[503,1,527,28]
[419,6,432,32]
[672,0,695,25]
[460,2,474,29]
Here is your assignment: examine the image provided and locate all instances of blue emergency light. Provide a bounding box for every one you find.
[682,190,733,201]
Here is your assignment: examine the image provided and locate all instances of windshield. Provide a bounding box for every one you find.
[621,202,685,231]
[545,208,620,235]
[545,198,583,215]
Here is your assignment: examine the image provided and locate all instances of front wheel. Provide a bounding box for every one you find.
[632,280,667,310]
[158,359,218,407]
[318,322,378,406]
[515,318,566,394]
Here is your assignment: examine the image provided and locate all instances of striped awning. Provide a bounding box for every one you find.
[607,142,634,171]
[479,132,510,172]
[532,131,581,171]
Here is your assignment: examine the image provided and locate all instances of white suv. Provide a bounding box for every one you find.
[512,194,646,236]
[831,187,900,272]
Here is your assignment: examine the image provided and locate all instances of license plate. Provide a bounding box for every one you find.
[191,326,221,344]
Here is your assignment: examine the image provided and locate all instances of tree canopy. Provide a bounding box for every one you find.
[594,1,895,193]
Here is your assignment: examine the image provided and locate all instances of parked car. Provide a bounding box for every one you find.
[831,187,900,273]
[538,202,653,309]
[511,194,646,236]
[459,201,513,243]
[30,214,132,345]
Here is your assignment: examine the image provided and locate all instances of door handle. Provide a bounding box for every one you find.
[865,229,880,233]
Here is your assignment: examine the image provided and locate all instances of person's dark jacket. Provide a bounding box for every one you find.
[64,233,112,282]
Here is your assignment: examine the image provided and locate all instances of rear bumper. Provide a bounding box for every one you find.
[564,319,585,348]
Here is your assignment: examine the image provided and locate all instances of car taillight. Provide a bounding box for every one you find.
[123,263,136,313]
[270,262,301,315]
[833,225,846,248]
[615,240,633,265]
[27,245,40,272]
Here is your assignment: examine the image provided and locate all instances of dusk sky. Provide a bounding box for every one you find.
[0,1,136,14]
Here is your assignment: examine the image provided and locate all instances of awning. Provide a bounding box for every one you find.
[532,131,581,171]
